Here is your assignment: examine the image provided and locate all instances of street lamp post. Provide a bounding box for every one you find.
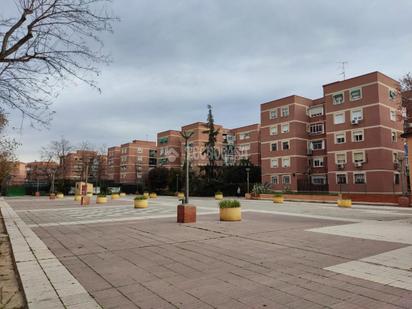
[245,167,251,193]
[176,174,179,193]
[180,131,194,204]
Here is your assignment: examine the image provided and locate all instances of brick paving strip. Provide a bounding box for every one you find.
[0,199,101,308]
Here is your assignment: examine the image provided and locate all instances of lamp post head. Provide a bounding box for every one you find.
[245,167,251,172]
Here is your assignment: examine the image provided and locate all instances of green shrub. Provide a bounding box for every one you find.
[134,195,148,201]
[215,191,223,195]
[98,193,106,197]
[274,193,283,197]
[219,199,240,208]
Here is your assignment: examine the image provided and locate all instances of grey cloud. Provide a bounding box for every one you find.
[5,0,412,161]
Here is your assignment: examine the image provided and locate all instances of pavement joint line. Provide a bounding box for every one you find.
[0,199,102,308]
[308,221,412,291]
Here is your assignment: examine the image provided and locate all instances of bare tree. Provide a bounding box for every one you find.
[42,136,72,186]
[40,148,59,193]
[78,140,96,183]
[0,114,19,194]
[0,0,117,125]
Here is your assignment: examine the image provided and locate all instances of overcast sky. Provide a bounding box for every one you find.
[5,0,412,162]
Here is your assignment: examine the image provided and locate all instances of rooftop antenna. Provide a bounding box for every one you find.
[338,61,348,80]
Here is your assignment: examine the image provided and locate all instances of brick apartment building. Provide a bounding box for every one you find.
[157,130,182,169]
[10,162,27,185]
[61,150,107,182]
[156,122,260,170]
[107,140,157,185]
[25,161,59,184]
[262,71,404,194]
[232,123,261,166]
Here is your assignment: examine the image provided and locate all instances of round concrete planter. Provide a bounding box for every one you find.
[273,196,284,203]
[177,192,185,200]
[337,199,352,208]
[86,193,93,197]
[96,196,107,204]
[143,192,149,199]
[398,196,410,207]
[220,207,241,221]
[120,193,126,197]
[111,193,120,200]
[56,193,64,199]
[49,193,56,200]
[149,193,157,199]
[134,199,148,208]
[215,193,223,200]
[74,195,82,201]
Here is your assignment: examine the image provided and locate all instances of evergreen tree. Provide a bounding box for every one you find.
[203,105,220,179]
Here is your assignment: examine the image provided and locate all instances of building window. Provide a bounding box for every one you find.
[137,147,143,154]
[335,133,346,144]
[336,153,347,164]
[121,148,127,154]
[282,141,290,150]
[282,175,291,184]
[239,144,250,152]
[281,123,290,133]
[390,110,397,121]
[334,112,345,124]
[270,126,278,135]
[269,109,278,119]
[270,158,278,168]
[391,131,397,142]
[239,132,250,140]
[354,173,366,184]
[281,106,289,117]
[336,174,347,184]
[313,157,324,167]
[351,109,363,123]
[309,123,324,135]
[333,92,344,105]
[282,157,290,167]
[308,106,324,117]
[137,156,143,162]
[271,143,277,152]
[389,89,397,100]
[310,140,324,150]
[353,151,365,163]
[311,176,326,185]
[271,176,278,184]
[350,88,362,101]
[394,173,400,184]
[352,130,364,142]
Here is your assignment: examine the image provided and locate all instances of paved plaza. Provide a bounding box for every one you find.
[2,196,412,308]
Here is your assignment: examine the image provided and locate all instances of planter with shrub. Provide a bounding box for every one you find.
[177,192,185,200]
[273,193,284,204]
[219,200,241,221]
[86,192,93,197]
[56,193,64,199]
[49,193,56,200]
[96,194,107,204]
[74,195,82,201]
[149,192,157,199]
[143,192,149,198]
[120,192,126,197]
[134,195,148,208]
[111,193,120,200]
[215,191,223,200]
[337,199,352,208]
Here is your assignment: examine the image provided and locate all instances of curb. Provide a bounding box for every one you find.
[0,199,101,308]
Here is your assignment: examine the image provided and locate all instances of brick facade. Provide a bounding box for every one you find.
[262,71,404,194]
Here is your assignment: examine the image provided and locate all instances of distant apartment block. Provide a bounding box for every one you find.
[25,161,59,184]
[107,140,157,185]
[262,71,404,194]
[232,124,261,166]
[157,130,182,168]
[156,122,260,169]
[10,162,27,185]
[61,150,107,182]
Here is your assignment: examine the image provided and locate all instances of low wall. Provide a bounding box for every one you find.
[248,193,411,207]
[250,194,338,203]
[342,193,410,206]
